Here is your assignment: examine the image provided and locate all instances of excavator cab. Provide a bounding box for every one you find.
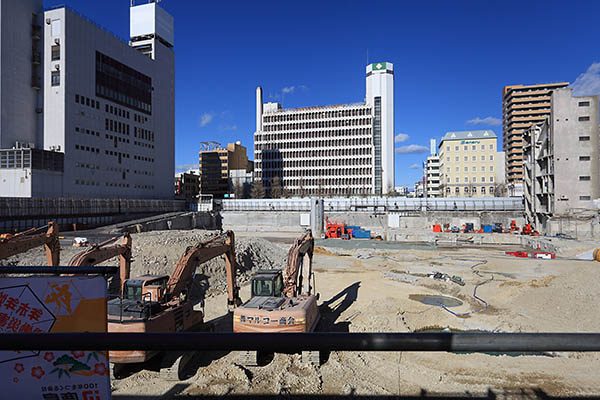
[250,270,284,297]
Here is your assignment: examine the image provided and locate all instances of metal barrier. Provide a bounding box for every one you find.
[220,197,524,212]
[0,332,598,352]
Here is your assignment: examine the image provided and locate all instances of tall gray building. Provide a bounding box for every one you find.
[0,2,175,199]
[523,88,600,234]
[0,0,43,149]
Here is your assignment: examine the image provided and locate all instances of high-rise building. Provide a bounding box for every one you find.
[424,139,440,197]
[198,141,252,198]
[254,62,395,196]
[438,130,501,197]
[0,0,44,150]
[502,82,569,196]
[523,88,600,233]
[0,2,175,199]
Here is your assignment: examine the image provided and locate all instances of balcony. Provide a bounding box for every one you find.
[32,51,41,65]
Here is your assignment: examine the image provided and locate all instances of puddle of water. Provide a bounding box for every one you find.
[409,294,463,307]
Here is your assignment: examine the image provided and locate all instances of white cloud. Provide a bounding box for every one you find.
[408,163,420,169]
[395,133,409,143]
[571,62,600,96]
[466,116,501,126]
[282,86,295,94]
[199,113,214,127]
[395,144,428,154]
[175,163,197,172]
[220,124,238,131]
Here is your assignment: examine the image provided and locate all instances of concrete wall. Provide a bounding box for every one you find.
[221,210,525,236]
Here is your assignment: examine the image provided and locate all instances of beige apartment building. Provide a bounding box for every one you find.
[502,82,569,195]
[439,130,501,197]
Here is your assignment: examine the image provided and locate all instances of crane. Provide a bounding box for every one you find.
[0,222,60,265]
[109,230,241,379]
[233,229,320,365]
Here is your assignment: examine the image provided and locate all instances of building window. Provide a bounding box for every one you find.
[455,157,459,161]
[578,101,590,107]
[490,176,494,182]
[579,176,591,181]
[455,187,460,194]
[464,156,468,162]
[490,166,493,171]
[455,167,459,172]
[51,45,60,61]
[75,94,79,103]
[472,145,476,151]
[455,177,459,183]
[446,157,450,161]
[579,136,590,141]
[580,156,591,161]
[481,187,486,194]
[472,166,476,172]
[51,71,60,86]
[489,144,493,150]
[490,155,494,161]
[464,177,468,183]
[481,166,485,172]
[472,177,477,183]
[580,196,591,201]
[579,116,590,121]
[481,156,485,161]
[472,156,476,161]
[464,167,468,172]
[481,145,485,151]
[455,146,459,151]
[482,177,486,182]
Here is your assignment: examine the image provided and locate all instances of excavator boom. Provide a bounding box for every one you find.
[69,234,132,293]
[283,230,314,297]
[0,222,60,266]
[166,230,241,307]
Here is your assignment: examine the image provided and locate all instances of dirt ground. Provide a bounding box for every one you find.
[3,229,600,398]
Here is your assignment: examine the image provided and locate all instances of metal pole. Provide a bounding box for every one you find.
[0,266,118,275]
[0,333,599,352]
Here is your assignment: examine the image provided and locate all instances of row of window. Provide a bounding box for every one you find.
[443,176,495,183]
[134,141,154,149]
[106,134,130,144]
[134,169,154,176]
[105,103,130,120]
[134,127,155,142]
[256,128,372,142]
[105,118,131,136]
[259,167,371,177]
[257,147,372,159]
[444,186,495,195]
[263,118,372,132]
[134,114,149,124]
[75,127,100,137]
[74,144,99,153]
[444,144,494,152]
[257,137,372,151]
[134,155,154,162]
[259,176,372,187]
[264,108,370,123]
[445,155,495,162]
[133,184,155,190]
[447,166,494,173]
[75,94,100,110]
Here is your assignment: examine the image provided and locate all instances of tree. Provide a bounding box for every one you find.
[233,182,244,199]
[298,177,306,198]
[250,180,265,199]
[494,183,507,197]
[270,176,283,198]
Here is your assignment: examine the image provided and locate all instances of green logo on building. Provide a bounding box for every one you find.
[372,62,387,71]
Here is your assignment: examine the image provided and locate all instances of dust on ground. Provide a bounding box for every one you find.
[3,229,600,398]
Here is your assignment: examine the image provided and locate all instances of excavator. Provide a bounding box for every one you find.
[233,229,320,365]
[69,234,132,294]
[0,222,60,265]
[108,230,242,379]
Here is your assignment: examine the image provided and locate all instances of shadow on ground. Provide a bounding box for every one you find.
[113,387,600,400]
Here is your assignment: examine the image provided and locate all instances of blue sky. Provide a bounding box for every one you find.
[45,0,600,186]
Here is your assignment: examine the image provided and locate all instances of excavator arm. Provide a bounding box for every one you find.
[0,222,60,266]
[283,229,314,297]
[69,234,132,294]
[166,230,241,309]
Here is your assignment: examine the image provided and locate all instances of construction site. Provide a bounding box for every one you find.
[1,198,600,399]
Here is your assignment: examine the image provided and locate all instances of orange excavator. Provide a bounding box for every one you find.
[109,230,241,379]
[233,229,320,365]
[69,234,132,293]
[0,222,60,265]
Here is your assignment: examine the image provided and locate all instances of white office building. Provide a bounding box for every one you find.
[254,62,395,196]
[0,2,175,199]
[424,139,440,197]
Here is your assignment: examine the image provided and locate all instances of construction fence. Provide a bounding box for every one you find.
[219,197,524,213]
